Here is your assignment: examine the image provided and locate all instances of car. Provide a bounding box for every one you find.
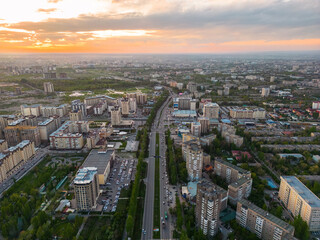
[163,201,165,205]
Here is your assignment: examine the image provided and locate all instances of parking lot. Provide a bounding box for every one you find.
[97,156,137,213]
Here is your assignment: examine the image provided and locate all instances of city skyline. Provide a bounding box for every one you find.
[0,0,319,53]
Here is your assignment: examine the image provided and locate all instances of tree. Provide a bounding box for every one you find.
[126,215,134,237]
[292,216,310,240]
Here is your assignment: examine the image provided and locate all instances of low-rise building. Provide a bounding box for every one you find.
[236,199,295,240]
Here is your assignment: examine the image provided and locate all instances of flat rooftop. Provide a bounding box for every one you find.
[81,149,114,174]
[215,158,250,175]
[74,167,97,184]
[240,199,294,232]
[38,118,54,126]
[282,176,320,208]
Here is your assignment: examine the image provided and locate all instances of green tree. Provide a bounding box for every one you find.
[292,216,310,240]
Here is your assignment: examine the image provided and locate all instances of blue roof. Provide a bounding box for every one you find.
[38,118,54,126]
[187,181,198,197]
[221,119,231,124]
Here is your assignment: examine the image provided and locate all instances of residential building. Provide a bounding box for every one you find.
[43,82,54,93]
[198,117,210,135]
[261,88,270,97]
[49,121,88,150]
[74,167,100,211]
[190,99,197,111]
[71,100,87,116]
[236,199,295,240]
[111,106,122,126]
[279,176,320,231]
[81,149,115,184]
[312,101,320,110]
[224,87,230,96]
[0,140,35,183]
[69,110,83,121]
[4,125,41,147]
[177,82,184,90]
[187,82,197,93]
[178,97,191,110]
[184,140,203,180]
[214,158,251,184]
[38,117,61,142]
[203,103,219,119]
[41,104,68,117]
[129,98,137,113]
[196,179,228,238]
[121,98,130,115]
[230,108,266,119]
[136,93,147,104]
[219,123,244,147]
[191,122,201,137]
[21,104,41,117]
[228,177,252,205]
[0,140,8,152]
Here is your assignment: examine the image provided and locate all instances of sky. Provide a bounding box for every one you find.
[0,0,319,53]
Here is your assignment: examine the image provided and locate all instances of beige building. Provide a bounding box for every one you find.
[230,108,266,119]
[43,82,54,93]
[69,110,83,121]
[261,88,270,97]
[237,199,295,240]
[228,177,252,205]
[21,104,41,117]
[41,104,68,118]
[136,93,147,104]
[0,140,35,183]
[196,179,228,238]
[74,167,100,211]
[49,121,88,150]
[279,176,320,231]
[203,103,219,119]
[183,140,203,180]
[177,82,184,90]
[214,158,251,184]
[81,149,115,184]
[0,140,8,152]
[111,106,122,126]
[38,117,61,142]
[4,125,41,147]
[198,117,210,135]
[187,82,197,93]
[121,98,130,115]
[129,98,137,113]
[191,122,201,137]
[220,123,244,147]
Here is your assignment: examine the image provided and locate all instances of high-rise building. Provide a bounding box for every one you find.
[21,104,41,117]
[187,82,197,93]
[38,117,61,142]
[203,103,220,119]
[71,100,87,116]
[74,167,100,211]
[69,110,83,121]
[177,82,184,90]
[121,98,130,115]
[196,179,228,238]
[228,177,252,205]
[279,176,320,231]
[4,125,41,147]
[224,87,230,96]
[40,104,68,118]
[261,88,270,97]
[191,122,201,137]
[43,82,54,94]
[136,93,147,104]
[184,140,203,180]
[198,117,210,135]
[270,76,275,82]
[178,98,191,110]
[190,99,197,111]
[312,101,320,110]
[111,106,122,126]
[129,98,137,113]
[236,199,295,240]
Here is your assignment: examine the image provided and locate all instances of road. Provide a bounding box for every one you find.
[142,90,173,240]
[0,146,49,197]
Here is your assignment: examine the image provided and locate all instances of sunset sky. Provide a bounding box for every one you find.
[0,0,319,53]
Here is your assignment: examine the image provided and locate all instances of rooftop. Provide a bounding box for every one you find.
[215,158,251,175]
[229,177,252,188]
[74,167,97,184]
[8,118,26,126]
[38,118,54,126]
[81,149,114,174]
[7,140,31,152]
[240,199,294,232]
[281,176,320,208]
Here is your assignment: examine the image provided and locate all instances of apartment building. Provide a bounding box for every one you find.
[129,98,137,113]
[0,115,16,139]
[41,104,68,117]
[198,117,210,135]
[111,106,122,126]
[49,121,88,150]
[177,82,184,90]
[21,104,41,117]
[0,140,8,152]
[236,199,295,240]
[74,167,100,211]
[230,108,266,119]
[196,179,228,238]
[279,176,320,231]
[191,122,201,137]
[219,123,244,147]
[203,102,220,119]
[121,98,130,115]
[228,177,252,205]
[0,140,35,183]
[43,82,54,93]
[69,110,83,121]
[38,117,61,142]
[136,93,147,104]
[71,99,87,116]
[261,88,270,97]
[187,82,197,92]
[214,158,251,184]
[4,125,41,147]
[183,140,203,180]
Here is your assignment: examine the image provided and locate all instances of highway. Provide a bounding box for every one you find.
[142,90,172,240]
[0,146,49,197]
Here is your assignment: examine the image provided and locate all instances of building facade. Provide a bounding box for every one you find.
[184,140,203,180]
[111,106,122,126]
[279,176,320,231]
[4,125,41,147]
[236,199,295,240]
[203,103,220,119]
[43,82,54,93]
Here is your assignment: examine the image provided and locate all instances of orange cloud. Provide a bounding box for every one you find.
[37,8,57,14]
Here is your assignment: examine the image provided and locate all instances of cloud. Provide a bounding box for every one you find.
[47,0,63,3]
[37,8,57,14]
